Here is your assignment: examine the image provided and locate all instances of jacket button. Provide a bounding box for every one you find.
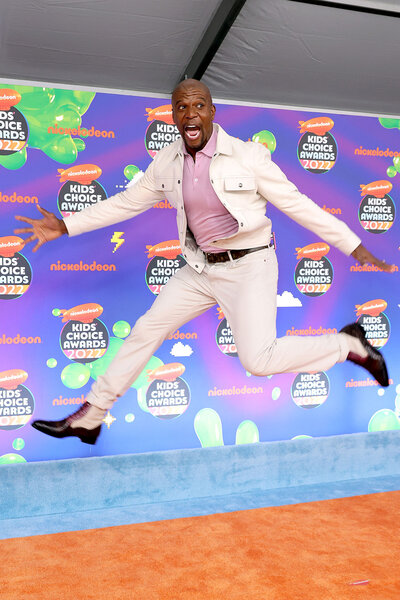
[240,222,244,227]
[178,180,181,184]
[162,184,164,188]
[239,183,243,188]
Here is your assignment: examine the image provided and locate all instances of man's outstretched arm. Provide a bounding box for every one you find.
[14,204,68,252]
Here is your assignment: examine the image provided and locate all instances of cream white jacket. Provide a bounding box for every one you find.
[64,124,361,272]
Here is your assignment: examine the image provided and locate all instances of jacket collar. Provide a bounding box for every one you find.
[172,123,233,158]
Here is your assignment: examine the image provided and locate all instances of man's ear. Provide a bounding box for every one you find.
[211,104,216,121]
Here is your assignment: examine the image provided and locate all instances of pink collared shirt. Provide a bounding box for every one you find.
[182,127,238,253]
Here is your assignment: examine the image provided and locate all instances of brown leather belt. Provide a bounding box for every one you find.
[204,243,272,264]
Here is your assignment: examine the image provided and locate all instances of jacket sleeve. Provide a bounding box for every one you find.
[64,158,164,237]
[253,143,361,256]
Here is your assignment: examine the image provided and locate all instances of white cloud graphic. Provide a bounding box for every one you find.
[277,291,302,307]
[126,170,144,188]
[170,342,193,357]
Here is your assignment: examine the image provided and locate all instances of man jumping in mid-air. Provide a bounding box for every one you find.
[15,79,394,445]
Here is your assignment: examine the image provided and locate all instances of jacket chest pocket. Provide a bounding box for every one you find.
[224,177,256,192]
[155,178,175,192]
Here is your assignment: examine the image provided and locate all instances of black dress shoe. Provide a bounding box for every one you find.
[340,322,389,387]
[31,402,102,445]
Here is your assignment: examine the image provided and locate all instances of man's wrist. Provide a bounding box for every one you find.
[59,219,68,235]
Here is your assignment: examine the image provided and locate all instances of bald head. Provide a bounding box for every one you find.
[171,78,216,158]
[172,78,212,104]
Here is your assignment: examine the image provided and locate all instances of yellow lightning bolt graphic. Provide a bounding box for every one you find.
[111,232,125,253]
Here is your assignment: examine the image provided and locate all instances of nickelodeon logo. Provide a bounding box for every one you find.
[322,205,341,215]
[0,191,38,204]
[47,123,115,139]
[154,199,174,209]
[50,260,116,272]
[0,334,41,345]
[167,330,197,340]
[53,394,86,406]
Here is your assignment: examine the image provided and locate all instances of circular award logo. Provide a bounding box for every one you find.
[145,255,186,295]
[294,256,333,297]
[145,120,181,158]
[0,253,32,300]
[216,318,238,357]
[357,313,390,349]
[0,107,29,155]
[58,180,108,217]
[298,131,337,174]
[60,319,109,362]
[0,384,34,430]
[146,377,190,419]
[291,372,330,409]
[358,194,395,234]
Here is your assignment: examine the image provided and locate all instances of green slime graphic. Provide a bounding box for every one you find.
[368,409,400,432]
[393,156,400,173]
[194,408,224,447]
[12,438,25,451]
[47,358,57,368]
[112,320,131,338]
[0,453,27,465]
[387,166,397,178]
[61,363,91,389]
[252,130,276,153]
[235,420,259,444]
[292,435,312,440]
[378,117,400,129]
[0,85,95,169]
[271,387,281,401]
[124,165,140,181]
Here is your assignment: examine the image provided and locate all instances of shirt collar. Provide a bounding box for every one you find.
[182,125,217,158]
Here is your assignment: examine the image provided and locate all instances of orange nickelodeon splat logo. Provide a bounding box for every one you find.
[146,240,182,259]
[0,369,28,390]
[58,303,103,324]
[147,362,185,382]
[217,307,225,320]
[296,243,330,261]
[0,89,21,111]
[145,104,174,125]
[355,299,387,317]
[0,236,25,258]
[298,117,334,135]
[57,164,102,185]
[359,180,392,198]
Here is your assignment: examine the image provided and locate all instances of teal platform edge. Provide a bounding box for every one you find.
[1,431,400,528]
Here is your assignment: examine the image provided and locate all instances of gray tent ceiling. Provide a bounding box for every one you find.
[0,0,399,116]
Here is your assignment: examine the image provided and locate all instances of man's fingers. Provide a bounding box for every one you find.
[14,227,34,234]
[32,239,43,253]
[24,234,37,245]
[14,215,34,225]
[36,204,50,216]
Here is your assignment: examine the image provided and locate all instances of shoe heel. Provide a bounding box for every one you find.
[76,426,101,445]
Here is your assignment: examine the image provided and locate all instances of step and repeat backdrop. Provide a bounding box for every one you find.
[0,83,399,463]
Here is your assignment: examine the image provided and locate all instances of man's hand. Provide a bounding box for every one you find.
[14,204,68,252]
[351,243,395,273]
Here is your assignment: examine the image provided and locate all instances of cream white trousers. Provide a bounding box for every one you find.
[87,248,349,410]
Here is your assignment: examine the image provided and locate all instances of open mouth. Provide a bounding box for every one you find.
[184,125,201,141]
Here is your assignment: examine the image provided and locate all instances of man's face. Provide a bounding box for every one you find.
[172,82,216,156]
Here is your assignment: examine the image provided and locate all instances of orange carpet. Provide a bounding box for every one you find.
[2,491,400,600]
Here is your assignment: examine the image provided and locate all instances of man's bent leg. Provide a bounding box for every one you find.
[211,248,349,376]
